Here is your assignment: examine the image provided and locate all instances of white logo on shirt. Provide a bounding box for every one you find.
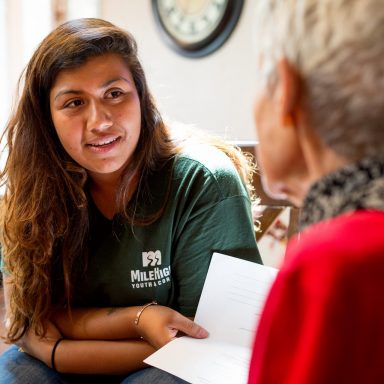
[142,250,162,267]
[131,250,169,289]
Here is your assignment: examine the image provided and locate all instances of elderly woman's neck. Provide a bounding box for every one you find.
[299,131,351,198]
[287,124,352,206]
[305,144,351,182]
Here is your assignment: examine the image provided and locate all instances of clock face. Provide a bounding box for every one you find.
[152,0,244,58]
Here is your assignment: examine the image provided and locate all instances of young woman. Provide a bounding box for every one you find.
[248,0,384,382]
[0,18,261,383]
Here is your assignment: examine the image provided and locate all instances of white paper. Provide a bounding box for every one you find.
[144,252,277,384]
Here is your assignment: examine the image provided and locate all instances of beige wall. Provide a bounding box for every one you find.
[2,1,258,142]
[101,0,258,142]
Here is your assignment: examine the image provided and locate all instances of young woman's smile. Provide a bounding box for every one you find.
[50,53,141,181]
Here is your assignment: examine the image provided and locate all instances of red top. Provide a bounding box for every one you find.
[248,210,384,384]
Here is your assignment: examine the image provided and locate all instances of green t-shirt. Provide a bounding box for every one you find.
[71,145,261,316]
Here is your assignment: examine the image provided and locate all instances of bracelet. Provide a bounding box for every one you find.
[134,301,158,326]
[51,337,64,372]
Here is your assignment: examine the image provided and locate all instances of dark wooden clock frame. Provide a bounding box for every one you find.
[151,0,244,58]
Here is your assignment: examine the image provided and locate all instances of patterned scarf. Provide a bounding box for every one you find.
[299,156,384,230]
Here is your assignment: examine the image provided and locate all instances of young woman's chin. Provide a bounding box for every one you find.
[85,158,131,180]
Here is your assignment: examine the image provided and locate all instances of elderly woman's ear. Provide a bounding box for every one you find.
[275,58,301,128]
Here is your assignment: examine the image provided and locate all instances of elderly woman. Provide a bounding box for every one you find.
[248,0,384,383]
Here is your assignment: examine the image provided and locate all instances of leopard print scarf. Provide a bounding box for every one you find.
[300,156,384,230]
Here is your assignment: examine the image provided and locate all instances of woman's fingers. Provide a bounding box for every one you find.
[170,315,209,339]
[136,305,209,349]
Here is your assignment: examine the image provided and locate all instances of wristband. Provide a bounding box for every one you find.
[51,337,64,372]
[134,301,158,326]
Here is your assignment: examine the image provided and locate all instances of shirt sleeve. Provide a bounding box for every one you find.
[170,156,262,316]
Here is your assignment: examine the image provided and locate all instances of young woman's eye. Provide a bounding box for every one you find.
[107,90,123,99]
[65,99,83,108]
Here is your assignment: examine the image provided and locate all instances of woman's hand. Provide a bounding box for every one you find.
[17,320,63,367]
[135,304,208,349]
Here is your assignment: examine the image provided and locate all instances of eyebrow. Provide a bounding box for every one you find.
[53,76,132,101]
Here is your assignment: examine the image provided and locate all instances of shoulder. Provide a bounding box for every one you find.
[173,143,248,199]
[283,210,384,281]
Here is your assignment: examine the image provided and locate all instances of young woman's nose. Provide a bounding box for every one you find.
[86,100,112,132]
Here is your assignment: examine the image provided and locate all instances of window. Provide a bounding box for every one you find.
[67,0,100,20]
[0,0,8,131]
[21,0,52,64]
[1,0,52,174]
[1,0,101,169]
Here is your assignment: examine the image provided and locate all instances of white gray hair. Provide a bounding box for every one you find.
[253,0,384,159]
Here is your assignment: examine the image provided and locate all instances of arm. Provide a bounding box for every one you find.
[3,275,207,374]
[51,303,207,349]
[20,326,155,375]
[51,306,143,340]
[32,306,206,374]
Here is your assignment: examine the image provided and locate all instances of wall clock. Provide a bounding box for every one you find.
[152,0,244,58]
